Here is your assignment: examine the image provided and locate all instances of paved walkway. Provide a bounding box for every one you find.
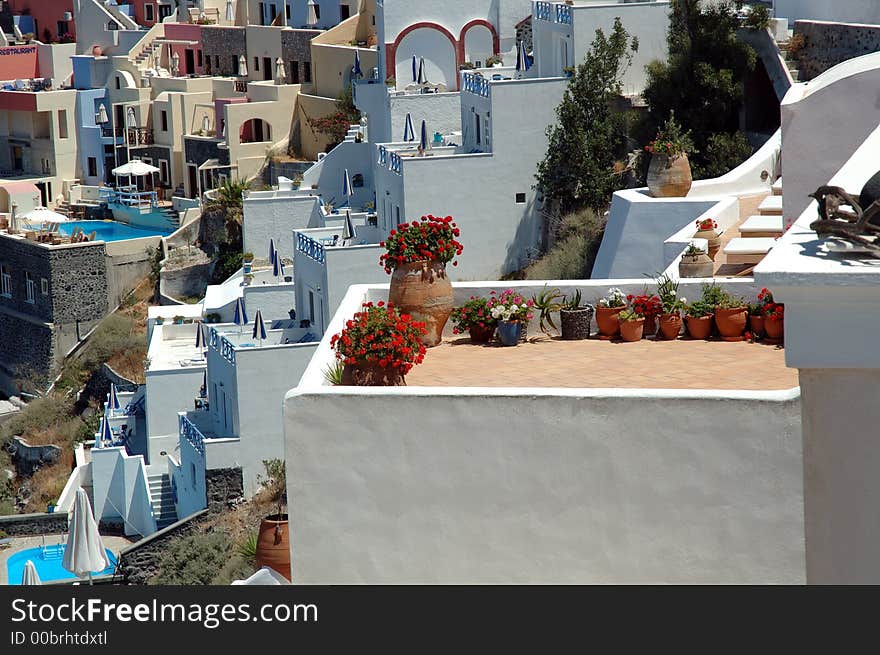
[405,335,797,390]
[0,534,132,586]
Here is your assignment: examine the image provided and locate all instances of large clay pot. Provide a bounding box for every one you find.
[560,306,593,340]
[749,315,765,338]
[595,305,623,339]
[686,315,713,340]
[647,153,693,198]
[619,318,645,342]
[388,260,453,347]
[342,363,406,386]
[714,307,748,341]
[679,252,714,278]
[255,514,291,581]
[468,324,495,344]
[764,317,784,343]
[643,314,658,339]
[694,228,722,260]
[658,313,682,340]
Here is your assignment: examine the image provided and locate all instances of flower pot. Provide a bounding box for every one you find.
[243,261,252,274]
[694,228,722,260]
[749,315,765,338]
[643,314,658,339]
[496,320,522,346]
[686,315,713,340]
[647,153,693,198]
[342,363,406,386]
[714,307,748,341]
[255,514,291,581]
[468,324,495,344]
[764,316,784,344]
[658,313,682,340]
[388,260,454,347]
[560,306,593,340]
[619,318,645,342]
[595,305,623,339]
[678,252,714,278]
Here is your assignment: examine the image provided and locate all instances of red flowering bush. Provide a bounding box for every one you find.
[450,296,496,334]
[758,288,784,321]
[696,218,718,231]
[626,293,662,318]
[330,302,427,373]
[379,214,463,273]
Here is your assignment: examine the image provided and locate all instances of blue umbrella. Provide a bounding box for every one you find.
[516,42,523,72]
[353,49,363,79]
[417,57,427,85]
[200,369,207,398]
[233,296,248,328]
[269,238,276,265]
[341,168,353,205]
[252,310,267,344]
[403,113,415,141]
[342,209,356,244]
[520,41,531,71]
[411,55,418,83]
[99,416,113,448]
[273,252,285,277]
[195,322,205,349]
[419,119,428,151]
[108,383,120,411]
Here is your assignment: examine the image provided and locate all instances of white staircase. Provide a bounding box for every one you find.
[147,473,178,530]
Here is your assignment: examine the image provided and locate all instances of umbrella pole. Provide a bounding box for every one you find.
[88,571,93,586]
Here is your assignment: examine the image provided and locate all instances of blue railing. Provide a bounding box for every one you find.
[208,327,236,365]
[535,1,552,21]
[555,3,572,25]
[389,151,402,175]
[461,73,490,98]
[296,232,326,263]
[99,186,158,211]
[179,414,205,457]
[378,144,387,166]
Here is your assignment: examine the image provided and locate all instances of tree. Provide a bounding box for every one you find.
[535,18,638,214]
[643,0,756,178]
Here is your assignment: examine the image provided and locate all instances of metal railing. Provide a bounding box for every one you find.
[535,1,552,21]
[296,232,326,263]
[389,151,402,175]
[209,327,237,365]
[556,4,572,25]
[98,187,158,211]
[101,126,123,138]
[179,413,205,457]
[378,144,387,166]
[461,73,490,98]
[126,127,154,146]
[234,80,248,93]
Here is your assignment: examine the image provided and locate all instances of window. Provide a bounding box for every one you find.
[291,60,299,83]
[41,278,48,295]
[161,110,168,132]
[145,4,154,21]
[215,55,220,69]
[286,4,291,19]
[232,55,239,75]
[58,110,68,138]
[87,157,97,177]
[159,4,172,21]
[254,56,260,72]
[515,192,526,204]
[259,2,265,25]
[303,61,311,83]
[475,113,481,144]
[115,76,120,90]
[197,50,203,68]
[308,291,315,323]
[0,265,10,298]
[269,3,277,22]
[340,4,350,20]
[352,173,364,188]
[159,159,169,184]
[395,206,400,225]
[25,272,35,304]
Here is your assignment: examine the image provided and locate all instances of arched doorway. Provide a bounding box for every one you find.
[394,26,457,90]
[462,24,494,67]
[239,118,271,143]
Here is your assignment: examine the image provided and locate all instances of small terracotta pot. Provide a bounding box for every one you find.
[764,317,784,343]
[642,314,658,339]
[714,307,748,341]
[686,315,713,340]
[342,363,406,386]
[658,313,682,340]
[694,228,721,260]
[595,305,623,339]
[619,318,645,342]
[468,324,495,344]
[255,514,291,581]
[749,315,765,338]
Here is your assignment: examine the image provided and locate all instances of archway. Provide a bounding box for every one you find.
[394,26,457,90]
[239,118,271,143]
[462,24,495,67]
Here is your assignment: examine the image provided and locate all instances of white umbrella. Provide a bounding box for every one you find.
[307,0,318,26]
[226,0,234,22]
[275,57,286,84]
[96,104,109,125]
[238,54,248,77]
[252,309,267,345]
[232,566,291,585]
[202,115,210,133]
[126,106,137,128]
[341,168,352,206]
[342,209,356,244]
[63,488,110,584]
[112,159,160,177]
[171,51,180,76]
[21,560,42,585]
[108,383,120,411]
[403,113,415,142]
[22,206,68,223]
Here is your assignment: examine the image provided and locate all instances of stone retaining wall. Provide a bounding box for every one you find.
[206,467,244,511]
[117,509,208,584]
[794,20,880,81]
[6,437,61,477]
[0,511,68,536]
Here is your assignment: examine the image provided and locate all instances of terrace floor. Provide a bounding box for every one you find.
[405,335,797,390]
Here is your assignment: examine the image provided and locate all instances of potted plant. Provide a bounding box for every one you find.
[759,288,784,344]
[487,289,534,346]
[560,289,593,340]
[243,273,254,286]
[595,288,627,339]
[385,76,396,87]
[380,214,462,347]
[450,296,497,344]
[618,308,645,342]
[155,316,164,325]
[712,288,748,341]
[242,252,254,274]
[626,293,662,338]
[694,217,721,260]
[331,301,427,385]
[173,315,184,325]
[645,113,694,198]
[255,459,291,580]
[656,273,686,340]
[531,285,564,337]
[206,312,221,324]
[748,302,765,339]
[685,301,714,339]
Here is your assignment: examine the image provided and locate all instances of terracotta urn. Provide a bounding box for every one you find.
[764,317,784,343]
[619,317,645,342]
[595,305,623,339]
[255,514,291,581]
[694,228,722,260]
[647,153,693,198]
[714,307,748,341]
[749,314,765,338]
[388,260,454,347]
[342,363,406,386]
[658,313,682,340]
[679,251,714,278]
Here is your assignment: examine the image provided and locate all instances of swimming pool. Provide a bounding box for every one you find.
[55,220,172,242]
[6,545,118,585]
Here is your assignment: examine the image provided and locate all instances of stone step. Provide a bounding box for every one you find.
[757,195,783,216]
[772,178,783,196]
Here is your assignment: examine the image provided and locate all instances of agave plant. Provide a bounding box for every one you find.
[531,285,564,336]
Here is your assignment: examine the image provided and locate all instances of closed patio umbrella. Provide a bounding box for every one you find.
[62,488,110,585]
[108,383,120,411]
[195,322,205,349]
[342,209,356,244]
[226,0,234,22]
[341,168,353,206]
[269,237,277,265]
[417,57,427,85]
[275,57,286,84]
[403,112,415,141]
[252,309,267,345]
[419,120,428,151]
[202,115,211,133]
[99,416,113,448]
[273,252,285,278]
[96,103,109,126]
[411,55,418,83]
[516,41,531,73]
[307,0,318,26]
[238,54,248,77]
[353,50,363,79]
[21,560,42,586]
[233,296,248,331]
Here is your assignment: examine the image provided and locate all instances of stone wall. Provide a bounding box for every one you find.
[160,260,215,300]
[184,136,226,168]
[201,26,247,76]
[49,243,108,324]
[0,511,68,536]
[263,160,312,186]
[116,509,208,584]
[6,436,61,476]
[0,312,54,389]
[281,29,320,83]
[794,20,880,81]
[0,235,55,322]
[206,467,243,511]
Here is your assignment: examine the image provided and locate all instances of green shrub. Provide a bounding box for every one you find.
[523,208,607,280]
[151,531,253,585]
[696,132,754,179]
[744,4,771,30]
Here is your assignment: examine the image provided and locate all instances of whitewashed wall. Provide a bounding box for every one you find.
[242,193,322,264]
[91,447,158,538]
[172,432,207,520]
[144,368,204,464]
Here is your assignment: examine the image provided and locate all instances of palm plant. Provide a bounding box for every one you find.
[205,178,248,243]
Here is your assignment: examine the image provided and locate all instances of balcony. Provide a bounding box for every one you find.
[126,127,154,146]
[296,232,326,264]
[179,413,205,456]
[101,126,123,138]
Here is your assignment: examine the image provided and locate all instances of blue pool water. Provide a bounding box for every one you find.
[6,545,118,585]
[56,220,171,242]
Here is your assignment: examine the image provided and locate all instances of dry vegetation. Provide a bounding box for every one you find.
[512,208,608,281]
